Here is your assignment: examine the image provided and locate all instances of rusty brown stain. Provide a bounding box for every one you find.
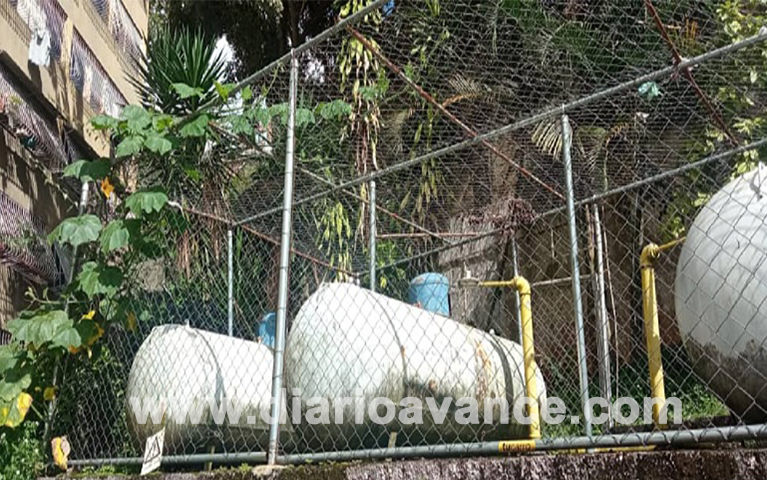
[473,338,493,400]
[428,379,438,393]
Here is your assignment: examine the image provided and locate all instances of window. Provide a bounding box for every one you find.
[11,0,67,62]
[70,31,126,116]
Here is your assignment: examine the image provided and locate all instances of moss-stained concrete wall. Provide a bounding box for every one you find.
[55,449,767,480]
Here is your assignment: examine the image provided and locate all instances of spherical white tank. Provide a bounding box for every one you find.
[675,165,767,420]
[285,282,546,449]
[125,324,287,453]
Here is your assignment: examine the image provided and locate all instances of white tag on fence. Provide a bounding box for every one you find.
[140,428,165,475]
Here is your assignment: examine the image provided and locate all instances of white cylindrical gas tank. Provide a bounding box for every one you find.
[125,325,286,453]
[285,283,546,449]
[675,165,767,420]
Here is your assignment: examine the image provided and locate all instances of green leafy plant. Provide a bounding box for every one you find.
[0,421,45,480]
[0,104,184,433]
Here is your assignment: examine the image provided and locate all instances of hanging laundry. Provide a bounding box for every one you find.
[28,27,51,67]
[69,32,125,116]
[40,0,66,61]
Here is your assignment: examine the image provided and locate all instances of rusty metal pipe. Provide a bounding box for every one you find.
[348,27,565,202]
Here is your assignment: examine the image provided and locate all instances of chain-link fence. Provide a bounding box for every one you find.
[63,0,767,466]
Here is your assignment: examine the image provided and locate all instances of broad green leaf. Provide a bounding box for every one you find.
[316,100,352,120]
[116,135,144,157]
[49,214,102,247]
[172,83,203,99]
[51,327,82,350]
[99,297,126,323]
[152,114,174,132]
[144,134,173,155]
[638,81,662,100]
[253,107,271,127]
[63,159,111,182]
[99,219,138,253]
[184,168,202,181]
[230,115,253,136]
[77,262,124,298]
[267,104,315,126]
[0,391,33,428]
[295,108,316,128]
[76,320,103,346]
[215,82,234,101]
[90,115,119,131]
[124,189,168,215]
[0,347,24,374]
[121,105,152,132]
[179,114,209,137]
[269,103,288,124]
[8,310,70,349]
[0,372,30,402]
[241,86,253,101]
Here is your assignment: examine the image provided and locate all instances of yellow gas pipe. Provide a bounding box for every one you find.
[470,274,658,453]
[477,277,541,439]
[640,237,685,427]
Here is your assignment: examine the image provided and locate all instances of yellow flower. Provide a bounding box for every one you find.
[52,436,71,470]
[82,310,96,320]
[44,387,56,401]
[85,324,105,346]
[16,393,32,416]
[126,311,137,332]
[100,177,114,199]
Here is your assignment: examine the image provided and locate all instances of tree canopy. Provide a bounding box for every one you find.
[150,0,337,78]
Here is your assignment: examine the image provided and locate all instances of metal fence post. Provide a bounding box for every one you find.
[227,228,234,336]
[267,51,299,464]
[592,204,612,426]
[562,113,592,437]
[369,180,376,291]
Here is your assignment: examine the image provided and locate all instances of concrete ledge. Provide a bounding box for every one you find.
[55,449,767,480]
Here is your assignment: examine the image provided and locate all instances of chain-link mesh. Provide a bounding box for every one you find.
[62,0,767,464]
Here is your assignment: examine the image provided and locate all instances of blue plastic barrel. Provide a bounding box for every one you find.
[408,273,450,316]
[258,312,276,348]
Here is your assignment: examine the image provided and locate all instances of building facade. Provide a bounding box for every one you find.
[0,0,147,330]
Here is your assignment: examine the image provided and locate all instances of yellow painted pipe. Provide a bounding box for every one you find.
[497,440,656,454]
[639,237,684,427]
[479,277,541,439]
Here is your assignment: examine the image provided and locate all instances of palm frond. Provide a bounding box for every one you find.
[531,117,563,158]
[129,27,229,115]
[382,107,415,159]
